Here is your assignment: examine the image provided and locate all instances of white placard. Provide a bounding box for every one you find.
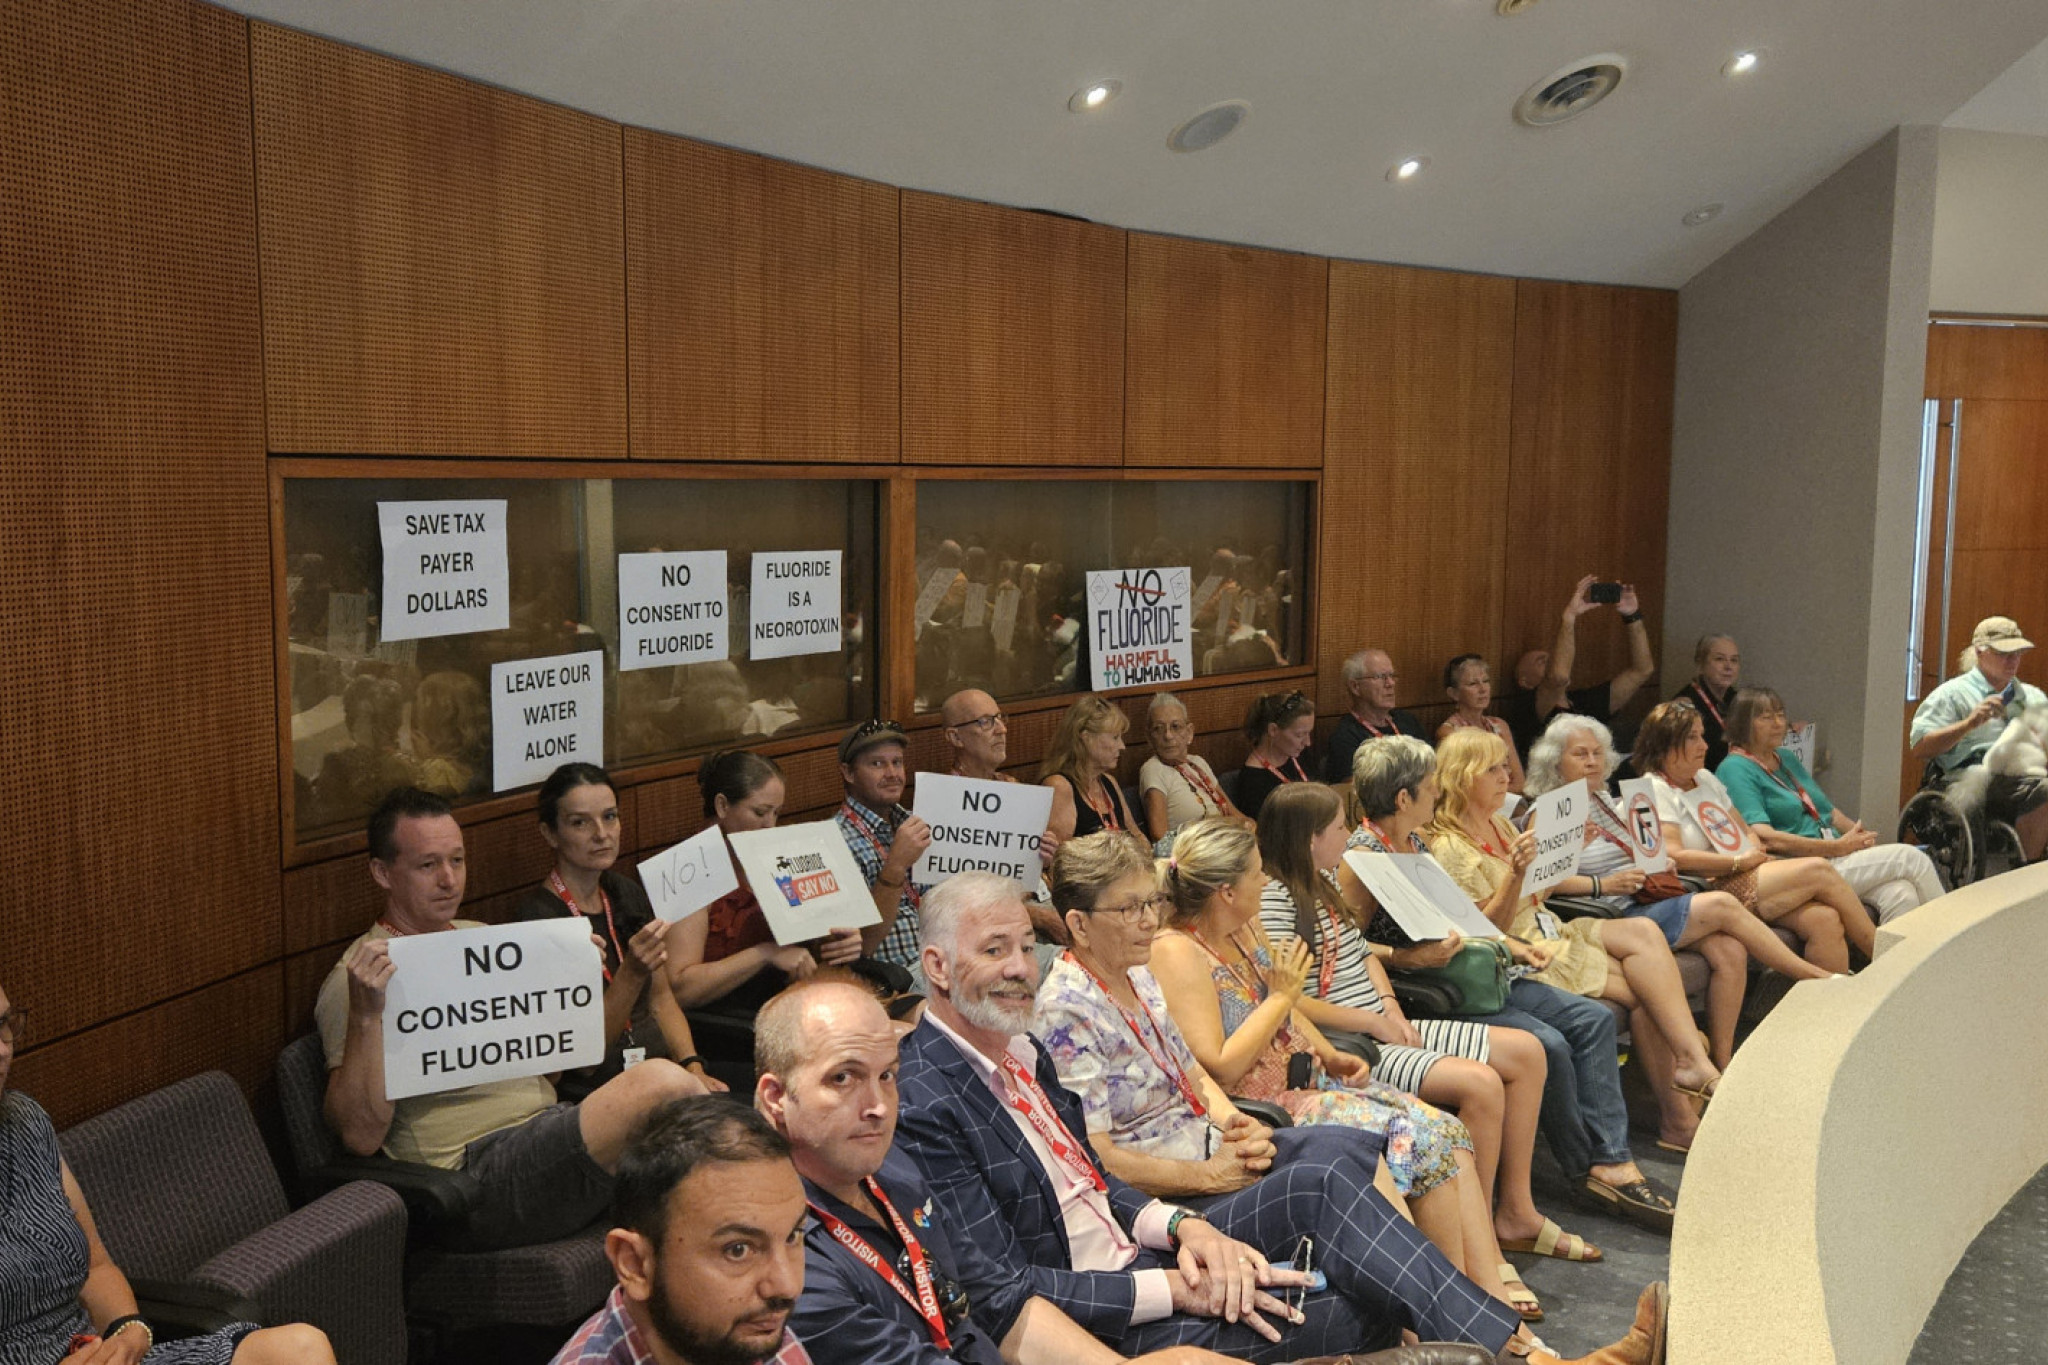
[990,586,1022,653]
[1500,792,1525,823]
[910,774,1056,887]
[1087,567,1195,692]
[618,551,728,672]
[1344,850,1504,941]
[1614,777,1672,871]
[962,582,989,629]
[726,823,881,944]
[1390,854,1509,939]
[382,918,604,1100]
[327,591,370,657]
[490,651,605,791]
[750,551,842,660]
[1192,573,1223,614]
[1213,586,1240,636]
[639,824,741,923]
[377,500,509,641]
[1682,785,1755,856]
[1784,722,1817,772]
[912,567,958,639]
[1522,779,1588,901]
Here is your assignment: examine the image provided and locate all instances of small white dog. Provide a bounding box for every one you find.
[1948,702,2048,814]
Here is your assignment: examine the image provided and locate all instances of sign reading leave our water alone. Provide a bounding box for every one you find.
[1087,567,1194,692]
[910,775,1056,887]
[1615,777,1671,872]
[1521,779,1589,901]
[639,824,742,923]
[750,551,842,661]
[1682,784,1755,857]
[377,500,509,641]
[382,918,604,1100]
[725,823,881,945]
[618,551,728,671]
[491,651,605,791]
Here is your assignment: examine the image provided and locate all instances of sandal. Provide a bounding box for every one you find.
[1497,1263,1544,1322]
[1654,1138,1692,1157]
[1671,1075,1718,1106]
[1497,1217,1602,1262]
[1581,1175,1677,1235]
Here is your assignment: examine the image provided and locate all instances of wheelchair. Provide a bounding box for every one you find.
[1895,762,2026,889]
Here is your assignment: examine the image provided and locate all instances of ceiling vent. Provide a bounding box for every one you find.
[1168,101,1251,153]
[1514,54,1627,127]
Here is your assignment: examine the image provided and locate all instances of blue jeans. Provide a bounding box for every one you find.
[1485,979,1633,1179]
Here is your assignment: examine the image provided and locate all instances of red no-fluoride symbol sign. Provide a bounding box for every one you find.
[1698,800,1745,853]
[1626,793,1661,853]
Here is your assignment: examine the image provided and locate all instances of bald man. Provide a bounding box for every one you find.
[935,687,1064,946]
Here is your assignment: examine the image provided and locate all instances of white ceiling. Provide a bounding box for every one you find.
[220,0,2048,289]
[1948,30,2048,137]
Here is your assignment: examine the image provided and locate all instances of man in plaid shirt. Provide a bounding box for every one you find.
[835,720,933,972]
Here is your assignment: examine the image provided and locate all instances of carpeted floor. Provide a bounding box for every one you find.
[1908,1163,2048,1365]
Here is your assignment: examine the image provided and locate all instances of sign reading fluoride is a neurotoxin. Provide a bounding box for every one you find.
[376,500,509,642]
[750,551,842,661]
[490,650,605,791]
[1087,567,1194,692]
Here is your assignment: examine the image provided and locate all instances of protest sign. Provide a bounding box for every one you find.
[962,582,989,629]
[1343,850,1503,941]
[377,500,509,641]
[910,775,1055,887]
[618,551,728,671]
[1785,722,1817,771]
[639,824,741,923]
[1682,784,1755,857]
[1522,779,1588,900]
[382,918,604,1100]
[491,651,604,791]
[750,551,841,661]
[1087,567,1194,692]
[1615,777,1672,871]
[912,567,958,639]
[726,823,881,945]
[990,586,1022,653]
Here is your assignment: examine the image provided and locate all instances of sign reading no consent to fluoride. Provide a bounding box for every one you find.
[1087,567,1194,692]
[382,918,605,1100]
[618,551,728,671]
[910,775,1055,888]
[377,500,510,641]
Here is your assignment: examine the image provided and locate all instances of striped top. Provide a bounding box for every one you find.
[1,1091,95,1362]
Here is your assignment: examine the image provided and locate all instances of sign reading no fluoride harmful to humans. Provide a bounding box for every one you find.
[1087,567,1193,692]
[491,651,605,791]
[377,500,509,641]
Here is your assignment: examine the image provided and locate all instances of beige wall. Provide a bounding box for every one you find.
[1664,127,1935,828]
[1933,128,2048,317]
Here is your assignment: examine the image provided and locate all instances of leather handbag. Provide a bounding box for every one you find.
[1633,871,1688,904]
[1402,939,1511,1016]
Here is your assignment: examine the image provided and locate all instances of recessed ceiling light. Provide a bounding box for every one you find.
[1386,156,1430,183]
[1682,203,1724,228]
[1069,81,1121,113]
[1723,50,1762,76]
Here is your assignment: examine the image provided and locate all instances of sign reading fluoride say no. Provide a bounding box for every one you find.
[1087,567,1194,692]
[725,823,879,945]
[491,650,605,791]
[750,551,842,661]
[618,551,728,672]
[377,500,510,642]
[910,775,1056,887]
[382,918,604,1100]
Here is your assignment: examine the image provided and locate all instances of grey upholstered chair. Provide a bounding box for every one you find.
[58,1069,408,1365]
[274,1032,613,1333]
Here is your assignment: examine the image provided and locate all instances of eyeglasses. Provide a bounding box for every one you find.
[0,1007,25,1047]
[1360,672,1398,683]
[1284,1234,1317,1320]
[1088,892,1170,924]
[948,712,1006,734]
[850,717,904,739]
[1151,719,1191,736]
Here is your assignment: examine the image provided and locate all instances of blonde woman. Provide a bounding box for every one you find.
[1041,693,1140,842]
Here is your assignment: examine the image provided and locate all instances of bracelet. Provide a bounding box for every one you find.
[1590,875,1602,896]
[678,1055,706,1071]
[105,1316,153,1353]
[1621,610,1644,624]
[1165,1207,1197,1248]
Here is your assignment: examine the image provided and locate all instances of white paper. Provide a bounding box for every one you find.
[1784,722,1817,771]
[726,823,882,944]
[1522,779,1588,900]
[749,551,842,660]
[962,582,989,629]
[990,586,1022,653]
[618,550,728,672]
[1192,573,1223,615]
[1388,854,1508,939]
[1086,567,1195,692]
[382,918,604,1100]
[1213,585,1240,636]
[1681,784,1755,856]
[377,500,509,641]
[327,591,370,657]
[910,775,1056,887]
[1499,792,1525,822]
[912,567,958,640]
[1343,850,1456,940]
[1614,777,1672,871]
[490,651,605,791]
[639,824,741,922]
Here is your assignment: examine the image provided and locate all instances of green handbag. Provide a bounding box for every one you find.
[1406,939,1512,1016]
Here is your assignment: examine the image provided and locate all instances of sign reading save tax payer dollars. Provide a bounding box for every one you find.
[382,918,604,1100]
[491,651,605,791]
[1087,567,1194,692]
[910,775,1055,887]
[377,500,509,641]
[725,823,880,945]
[1521,779,1588,901]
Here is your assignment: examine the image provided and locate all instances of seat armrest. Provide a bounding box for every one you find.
[304,1155,480,1233]
[1544,894,1627,921]
[1227,1097,1293,1129]
[1677,874,1712,893]
[126,1277,262,1338]
[1385,971,1462,1018]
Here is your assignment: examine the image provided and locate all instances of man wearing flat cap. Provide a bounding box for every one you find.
[1911,615,2048,861]
[835,719,934,969]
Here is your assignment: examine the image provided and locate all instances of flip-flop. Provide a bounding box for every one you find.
[1671,1076,1719,1106]
[1496,1263,1544,1322]
[1582,1175,1677,1235]
[1655,1137,1692,1156]
[1498,1217,1603,1262]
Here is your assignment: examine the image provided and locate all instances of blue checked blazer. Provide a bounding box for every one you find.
[895,1018,1164,1338]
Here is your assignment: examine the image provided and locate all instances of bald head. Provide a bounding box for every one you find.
[753,977,887,1082]
[753,979,901,1192]
[940,688,1007,775]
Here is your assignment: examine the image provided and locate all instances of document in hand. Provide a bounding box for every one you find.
[1521,779,1589,901]
[1343,850,1505,941]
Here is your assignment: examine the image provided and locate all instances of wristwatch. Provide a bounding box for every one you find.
[1165,1207,1199,1249]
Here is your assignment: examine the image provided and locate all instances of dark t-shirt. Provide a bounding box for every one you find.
[1320,709,1429,783]
[1499,684,1611,759]
[511,868,662,1098]
[1235,756,1313,821]
[1679,679,1732,769]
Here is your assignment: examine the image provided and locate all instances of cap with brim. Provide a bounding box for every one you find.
[839,719,907,765]
[1973,616,2035,654]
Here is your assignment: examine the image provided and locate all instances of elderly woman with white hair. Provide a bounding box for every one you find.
[1524,714,1831,1078]
[1137,690,1250,841]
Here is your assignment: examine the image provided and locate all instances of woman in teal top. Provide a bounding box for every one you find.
[1717,687,1942,925]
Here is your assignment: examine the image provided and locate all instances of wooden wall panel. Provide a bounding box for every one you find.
[627,134,898,463]
[0,0,278,1046]
[1502,280,1677,686]
[901,193,1125,466]
[1126,234,1327,467]
[251,23,626,458]
[1926,323,2048,400]
[1943,551,2048,693]
[1950,400,2048,552]
[1321,263,1516,714]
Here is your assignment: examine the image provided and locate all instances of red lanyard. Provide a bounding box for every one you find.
[808,1179,952,1350]
[1173,761,1229,814]
[1181,928,1307,1054]
[1358,818,1418,854]
[1731,748,1823,824]
[1314,902,1343,1000]
[1690,682,1726,731]
[1081,776,1124,833]
[1584,796,1636,859]
[1062,953,1207,1118]
[840,803,925,912]
[1356,713,1402,739]
[1247,753,1308,783]
[996,1052,1107,1191]
[548,870,620,984]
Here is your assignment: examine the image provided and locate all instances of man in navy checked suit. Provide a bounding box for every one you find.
[893,872,1667,1365]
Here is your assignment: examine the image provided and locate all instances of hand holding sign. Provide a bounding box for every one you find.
[640,824,741,923]
[910,775,1055,888]
[726,824,880,945]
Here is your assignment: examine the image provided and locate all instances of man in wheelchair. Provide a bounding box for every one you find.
[1907,616,2048,876]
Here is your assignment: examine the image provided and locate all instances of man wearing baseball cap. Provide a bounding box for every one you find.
[1910,615,2048,860]
[835,719,934,971]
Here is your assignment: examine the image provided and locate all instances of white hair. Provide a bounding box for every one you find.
[1147,691,1187,721]
[918,871,1030,959]
[1524,713,1620,795]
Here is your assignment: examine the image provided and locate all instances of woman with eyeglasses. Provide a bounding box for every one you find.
[0,986,339,1365]
[1137,691,1249,841]
[1041,693,1140,843]
[1435,655,1526,794]
[1234,690,1317,822]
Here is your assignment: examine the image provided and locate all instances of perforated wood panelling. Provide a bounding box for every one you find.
[901,192,1125,466]
[628,133,898,463]
[1322,263,1516,713]
[0,0,277,1045]
[1126,234,1327,468]
[251,23,626,458]
[1503,281,1676,684]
